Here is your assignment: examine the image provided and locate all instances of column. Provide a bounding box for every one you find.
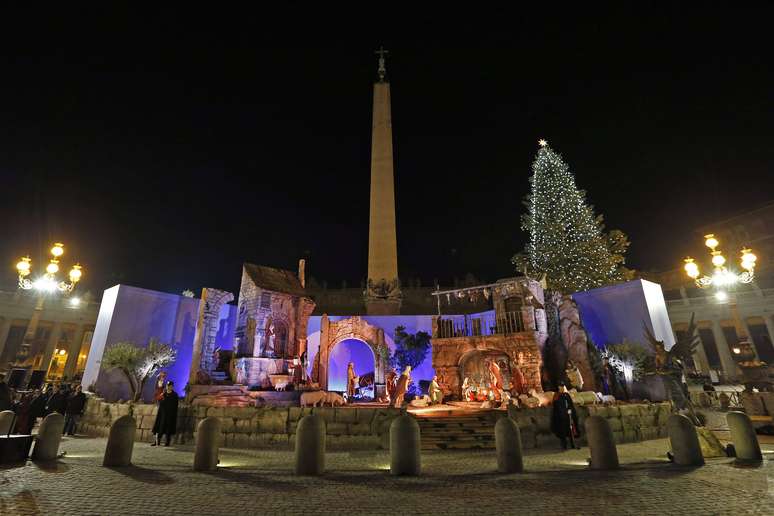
[189,289,209,385]
[738,316,760,360]
[317,315,329,389]
[0,317,11,365]
[764,315,774,345]
[62,324,86,379]
[712,319,738,382]
[19,296,45,363]
[691,332,711,374]
[40,322,63,375]
[679,287,690,306]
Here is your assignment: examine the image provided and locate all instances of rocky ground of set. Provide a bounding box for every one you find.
[1,436,773,515]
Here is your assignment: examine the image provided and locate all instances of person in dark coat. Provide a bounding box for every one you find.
[45,384,68,416]
[29,389,47,428]
[152,381,179,446]
[13,392,34,434]
[0,381,12,412]
[551,383,580,450]
[63,385,87,436]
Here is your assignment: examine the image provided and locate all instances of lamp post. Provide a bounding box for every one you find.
[13,243,84,369]
[17,242,83,293]
[683,234,758,363]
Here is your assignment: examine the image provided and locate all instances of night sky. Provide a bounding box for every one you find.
[1,5,772,298]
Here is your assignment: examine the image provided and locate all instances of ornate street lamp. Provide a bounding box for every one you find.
[683,234,756,299]
[11,243,85,374]
[682,234,762,372]
[16,243,83,294]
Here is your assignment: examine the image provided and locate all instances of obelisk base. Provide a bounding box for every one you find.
[365,298,402,316]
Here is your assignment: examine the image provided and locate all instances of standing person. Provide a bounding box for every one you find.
[385,368,398,402]
[0,380,12,412]
[63,385,87,436]
[511,365,527,395]
[13,392,34,434]
[29,389,47,428]
[153,371,168,403]
[45,384,68,416]
[551,383,580,450]
[346,362,358,401]
[487,360,505,395]
[392,366,411,409]
[152,381,179,447]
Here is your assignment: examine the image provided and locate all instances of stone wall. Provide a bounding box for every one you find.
[79,398,402,450]
[79,398,672,450]
[469,402,672,448]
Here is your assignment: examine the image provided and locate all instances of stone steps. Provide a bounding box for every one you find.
[415,414,496,450]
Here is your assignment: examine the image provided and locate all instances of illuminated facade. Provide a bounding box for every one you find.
[0,289,98,384]
[644,201,774,381]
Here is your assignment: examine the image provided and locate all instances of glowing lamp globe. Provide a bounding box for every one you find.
[711,252,726,267]
[704,234,719,249]
[69,265,83,282]
[51,243,64,257]
[741,249,756,270]
[46,261,60,274]
[16,257,31,276]
[683,258,699,278]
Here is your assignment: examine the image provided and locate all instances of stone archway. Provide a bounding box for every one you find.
[312,315,388,399]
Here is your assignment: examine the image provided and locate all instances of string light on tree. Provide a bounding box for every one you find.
[513,139,631,293]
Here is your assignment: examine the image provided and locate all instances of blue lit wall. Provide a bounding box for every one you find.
[572,279,675,351]
[82,285,236,402]
[327,338,375,392]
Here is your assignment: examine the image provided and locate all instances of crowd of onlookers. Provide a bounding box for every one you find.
[0,378,87,436]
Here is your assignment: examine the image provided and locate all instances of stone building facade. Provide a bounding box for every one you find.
[0,289,98,385]
[232,263,316,388]
[644,200,774,382]
[431,278,549,398]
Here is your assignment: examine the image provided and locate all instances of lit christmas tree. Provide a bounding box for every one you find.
[514,140,631,293]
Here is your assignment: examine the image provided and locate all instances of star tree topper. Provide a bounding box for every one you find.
[538,138,548,147]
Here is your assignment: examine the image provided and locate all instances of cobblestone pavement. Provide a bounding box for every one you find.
[1,436,773,515]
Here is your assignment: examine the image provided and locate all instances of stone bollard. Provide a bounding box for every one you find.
[31,413,65,461]
[103,415,136,467]
[727,411,762,462]
[193,417,221,471]
[585,415,619,470]
[507,399,519,422]
[495,416,524,473]
[390,414,421,476]
[667,414,704,466]
[295,414,326,475]
[0,410,15,435]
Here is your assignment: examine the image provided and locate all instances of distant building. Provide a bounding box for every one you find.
[0,289,99,385]
[643,200,774,381]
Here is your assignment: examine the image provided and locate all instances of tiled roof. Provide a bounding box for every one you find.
[243,263,307,297]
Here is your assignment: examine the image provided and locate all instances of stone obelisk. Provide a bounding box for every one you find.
[366,47,401,315]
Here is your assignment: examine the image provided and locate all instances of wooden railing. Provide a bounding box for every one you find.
[436,311,525,339]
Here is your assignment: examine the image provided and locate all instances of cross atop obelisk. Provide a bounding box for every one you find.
[375,46,389,82]
[365,47,401,314]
